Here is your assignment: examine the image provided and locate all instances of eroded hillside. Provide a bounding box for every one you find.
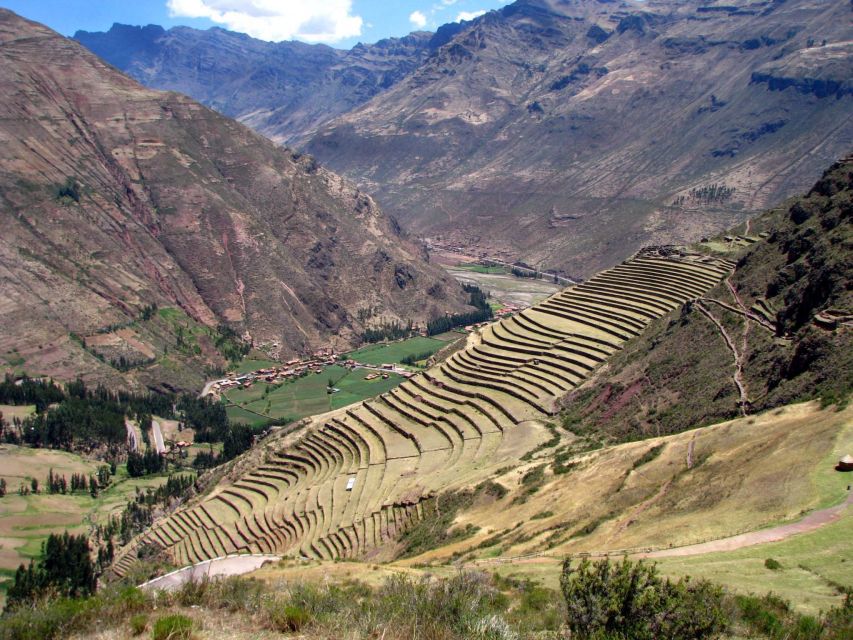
[74,23,444,146]
[306,0,852,277]
[0,10,469,390]
[560,155,852,442]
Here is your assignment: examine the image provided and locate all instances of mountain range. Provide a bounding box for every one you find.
[0,9,467,390]
[76,0,853,279]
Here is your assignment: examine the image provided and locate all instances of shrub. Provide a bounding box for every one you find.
[266,603,311,632]
[765,557,783,571]
[0,597,98,640]
[130,613,148,636]
[560,557,727,639]
[151,614,193,640]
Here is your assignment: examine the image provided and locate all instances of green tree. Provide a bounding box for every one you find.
[5,531,96,609]
[560,556,727,639]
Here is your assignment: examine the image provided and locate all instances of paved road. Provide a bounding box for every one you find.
[151,419,166,454]
[139,554,281,591]
[125,420,139,452]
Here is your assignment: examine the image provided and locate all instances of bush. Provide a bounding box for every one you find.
[151,614,193,640]
[560,557,727,639]
[266,603,311,632]
[0,597,99,640]
[765,557,783,571]
[130,613,148,636]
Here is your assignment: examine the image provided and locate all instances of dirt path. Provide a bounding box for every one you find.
[640,490,853,558]
[139,554,281,591]
[151,420,166,454]
[471,490,851,570]
[125,419,139,452]
[700,296,776,333]
[696,301,749,415]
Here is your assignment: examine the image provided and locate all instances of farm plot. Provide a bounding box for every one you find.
[0,445,172,599]
[344,336,451,367]
[224,366,406,426]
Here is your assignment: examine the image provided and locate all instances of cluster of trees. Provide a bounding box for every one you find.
[0,375,64,411]
[21,395,126,450]
[672,184,736,207]
[110,355,156,372]
[400,351,435,366]
[427,284,493,336]
[510,266,539,279]
[362,320,414,344]
[0,465,113,500]
[193,424,256,468]
[215,323,252,363]
[54,177,81,204]
[5,532,96,609]
[1,377,180,453]
[2,375,258,481]
[179,394,228,442]
[126,448,164,477]
[97,474,196,544]
[45,469,99,497]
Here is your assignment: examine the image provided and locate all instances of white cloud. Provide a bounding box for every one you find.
[166,0,363,43]
[409,10,428,29]
[455,9,486,22]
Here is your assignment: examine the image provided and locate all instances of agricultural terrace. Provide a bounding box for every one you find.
[111,250,735,577]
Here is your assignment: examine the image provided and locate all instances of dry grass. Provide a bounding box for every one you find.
[381,401,852,614]
[405,402,851,565]
[0,405,36,421]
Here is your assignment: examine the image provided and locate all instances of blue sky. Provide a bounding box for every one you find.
[3,0,513,48]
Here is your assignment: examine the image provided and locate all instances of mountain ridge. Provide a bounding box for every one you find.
[0,9,468,390]
[74,22,442,146]
[304,0,852,277]
[75,0,852,281]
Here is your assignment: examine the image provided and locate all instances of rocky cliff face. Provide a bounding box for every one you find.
[74,23,437,146]
[303,0,852,278]
[0,10,467,389]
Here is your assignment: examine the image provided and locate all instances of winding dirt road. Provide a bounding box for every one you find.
[639,490,852,558]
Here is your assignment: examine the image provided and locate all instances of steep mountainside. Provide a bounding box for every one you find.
[0,10,468,390]
[74,23,457,146]
[561,155,852,443]
[305,0,852,278]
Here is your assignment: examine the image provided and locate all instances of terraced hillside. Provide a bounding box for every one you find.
[112,250,733,576]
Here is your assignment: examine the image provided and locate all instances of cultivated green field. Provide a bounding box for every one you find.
[331,373,406,410]
[0,445,174,601]
[344,336,450,366]
[223,365,405,425]
[453,263,507,274]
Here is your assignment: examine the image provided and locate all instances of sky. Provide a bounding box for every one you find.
[3,0,514,48]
